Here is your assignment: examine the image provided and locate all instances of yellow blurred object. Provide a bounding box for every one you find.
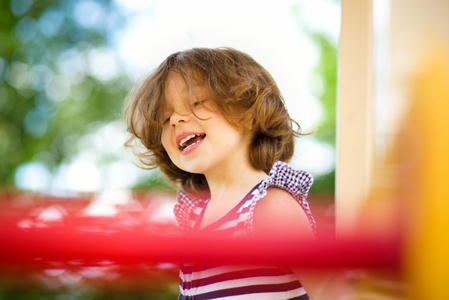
[403,44,449,299]
[351,43,449,300]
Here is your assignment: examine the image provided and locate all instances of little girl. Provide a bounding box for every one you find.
[124,47,319,299]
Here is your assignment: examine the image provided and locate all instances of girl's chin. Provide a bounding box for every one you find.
[177,161,209,175]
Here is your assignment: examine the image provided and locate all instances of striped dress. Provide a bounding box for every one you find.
[174,161,317,300]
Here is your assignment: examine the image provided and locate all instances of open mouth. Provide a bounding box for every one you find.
[178,133,206,151]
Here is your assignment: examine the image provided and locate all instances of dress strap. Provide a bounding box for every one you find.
[174,191,205,234]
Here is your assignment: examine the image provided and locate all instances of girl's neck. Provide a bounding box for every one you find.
[205,161,267,204]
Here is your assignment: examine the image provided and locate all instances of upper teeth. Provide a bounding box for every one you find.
[179,134,200,148]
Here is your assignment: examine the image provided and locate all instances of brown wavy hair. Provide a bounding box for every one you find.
[123,47,304,194]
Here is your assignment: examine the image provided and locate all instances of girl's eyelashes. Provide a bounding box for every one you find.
[191,99,208,108]
[160,99,209,126]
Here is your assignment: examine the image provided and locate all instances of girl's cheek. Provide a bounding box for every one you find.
[161,132,169,151]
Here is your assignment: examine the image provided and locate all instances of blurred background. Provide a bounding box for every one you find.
[0,0,339,196]
[0,0,339,298]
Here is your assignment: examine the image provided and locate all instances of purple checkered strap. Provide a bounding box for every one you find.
[173,190,204,234]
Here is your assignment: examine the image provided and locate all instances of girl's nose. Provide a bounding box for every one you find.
[170,111,191,127]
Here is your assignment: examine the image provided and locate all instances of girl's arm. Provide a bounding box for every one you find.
[253,188,355,300]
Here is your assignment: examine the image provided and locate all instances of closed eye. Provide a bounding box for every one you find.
[192,99,208,108]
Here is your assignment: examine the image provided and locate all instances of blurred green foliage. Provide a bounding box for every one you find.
[291,0,340,200]
[0,0,130,189]
[308,33,337,147]
[308,33,338,195]
[290,1,339,196]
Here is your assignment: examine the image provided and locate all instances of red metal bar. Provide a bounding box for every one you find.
[0,224,402,270]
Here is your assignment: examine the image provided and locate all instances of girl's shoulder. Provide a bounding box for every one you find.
[247,161,317,236]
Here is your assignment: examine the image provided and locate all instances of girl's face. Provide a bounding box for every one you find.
[161,72,251,178]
